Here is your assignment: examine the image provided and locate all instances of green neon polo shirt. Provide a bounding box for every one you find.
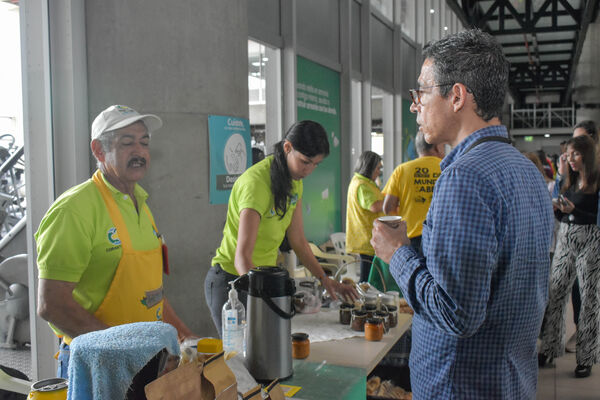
[212,156,302,275]
[35,172,161,314]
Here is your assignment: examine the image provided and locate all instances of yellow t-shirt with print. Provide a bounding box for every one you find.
[346,173,384,255]
[212,156,302,275]
[35,172,161,317]
[383,156,442,238]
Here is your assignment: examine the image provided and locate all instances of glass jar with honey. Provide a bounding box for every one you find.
[291,332,310,359]
[364,318,384,341]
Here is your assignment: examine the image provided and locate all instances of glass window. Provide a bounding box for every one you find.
[0,1,25,237]
[400,0,416,41]
[371,86,393,181]
[416,0,425,45]
[350,79,362,174]
[444,4,452,36]
[248,40,281,161]
[371,0,393,22]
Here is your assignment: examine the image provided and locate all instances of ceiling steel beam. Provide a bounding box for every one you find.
[565,0,598,102]
[505,49,572,57]
[487,9,572,21]
[532,0,553,25]
[557,0,580,22]
[478,0,501,27]
[491,24,579,35]
[501,38,574,47]
[445,0,475,28]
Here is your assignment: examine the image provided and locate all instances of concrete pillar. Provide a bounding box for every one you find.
[85,0,249,337]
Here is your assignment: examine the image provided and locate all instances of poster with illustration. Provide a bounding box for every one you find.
[208,115,251,204]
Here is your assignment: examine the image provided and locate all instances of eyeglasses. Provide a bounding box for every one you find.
[409,83,454,105]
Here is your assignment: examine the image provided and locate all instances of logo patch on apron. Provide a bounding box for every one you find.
[107,227,121,245]
[141,286,164,309]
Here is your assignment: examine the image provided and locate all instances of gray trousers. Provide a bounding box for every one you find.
[539,223,600,366]
[204,265,247,338]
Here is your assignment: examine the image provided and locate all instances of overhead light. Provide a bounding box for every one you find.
[262,57,269,62]
[251,62,261,66]
[444,26,448,31]
[430,8,435,14]
[544,134,550,138]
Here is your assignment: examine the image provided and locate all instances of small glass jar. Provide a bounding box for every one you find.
[293,292,306,313]
[339,303,354,325]
[291,332,310,359]
[386,305,398,328]
[375,310,389,332]
[379,293,395,308]
[385,291,400,308]
[351,309,367,332]
[364,318,384,341]
[364,293,378,307]
[364,304,377,319]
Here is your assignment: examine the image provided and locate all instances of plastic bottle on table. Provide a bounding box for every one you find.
[221,281,246,355]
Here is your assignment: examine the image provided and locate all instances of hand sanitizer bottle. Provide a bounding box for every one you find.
[221,281,246,355]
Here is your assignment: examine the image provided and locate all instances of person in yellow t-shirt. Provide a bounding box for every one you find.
[345,151,384,282]
[382,131,445,256]
[35,105,195,378]
[206,121,359,336]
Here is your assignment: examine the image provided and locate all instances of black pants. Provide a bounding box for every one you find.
[572,277,581,325]
[359,254,374,283]
[204,265,247,337]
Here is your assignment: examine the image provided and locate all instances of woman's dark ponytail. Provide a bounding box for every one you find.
[270,141,291,218]
[270,120,329,218]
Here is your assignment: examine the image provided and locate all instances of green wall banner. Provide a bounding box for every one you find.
[208,115,251,204]
[401,99,418,161]
[296,56,341,244]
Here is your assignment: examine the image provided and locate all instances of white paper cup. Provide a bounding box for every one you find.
[377,215,403,228]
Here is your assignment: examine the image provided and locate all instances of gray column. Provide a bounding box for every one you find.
[21,0,58,381]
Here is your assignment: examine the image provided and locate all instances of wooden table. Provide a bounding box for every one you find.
[282,310,412,399]
[302,312,412,374]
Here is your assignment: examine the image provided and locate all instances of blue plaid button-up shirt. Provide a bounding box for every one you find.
[391,125,554,399]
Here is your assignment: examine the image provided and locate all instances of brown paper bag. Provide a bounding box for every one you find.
[242,385,263,400]
[201,351,238,400]
[145,361,203,400]
[264,379,286,400]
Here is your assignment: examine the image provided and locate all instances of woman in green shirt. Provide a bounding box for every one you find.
[206,120,358,336]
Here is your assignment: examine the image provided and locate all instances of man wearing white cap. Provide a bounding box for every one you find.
[35,105,195,378]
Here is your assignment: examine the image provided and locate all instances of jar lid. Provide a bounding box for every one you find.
[31,378,68,392]
[366,317,382,325]
[340,303,354,309]
[375,310,388,316]
[292,332,309,341]
[352,309,367,316]
[365,304,377,310]
[197,337,223,353]
[386,305,397,311]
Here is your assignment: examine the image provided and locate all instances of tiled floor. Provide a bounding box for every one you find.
[0,346,31,380]
[536,299,600,400]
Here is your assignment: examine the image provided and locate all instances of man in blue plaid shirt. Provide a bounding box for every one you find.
[372,29,554,399]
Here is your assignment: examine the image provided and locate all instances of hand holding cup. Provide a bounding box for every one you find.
[377,216,403,228]
[371,216,410,263]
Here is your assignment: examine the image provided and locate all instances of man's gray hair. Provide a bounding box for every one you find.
[423,29,509,122]
[95,130,118,154]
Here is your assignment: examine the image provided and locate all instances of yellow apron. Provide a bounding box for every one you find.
[61,171,164,344]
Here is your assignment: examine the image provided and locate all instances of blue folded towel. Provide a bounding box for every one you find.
[67,321,180,400]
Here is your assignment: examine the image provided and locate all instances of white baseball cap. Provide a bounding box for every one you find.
[91,105,162,140]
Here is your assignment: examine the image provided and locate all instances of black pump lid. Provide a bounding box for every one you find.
[248,266,295,297]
